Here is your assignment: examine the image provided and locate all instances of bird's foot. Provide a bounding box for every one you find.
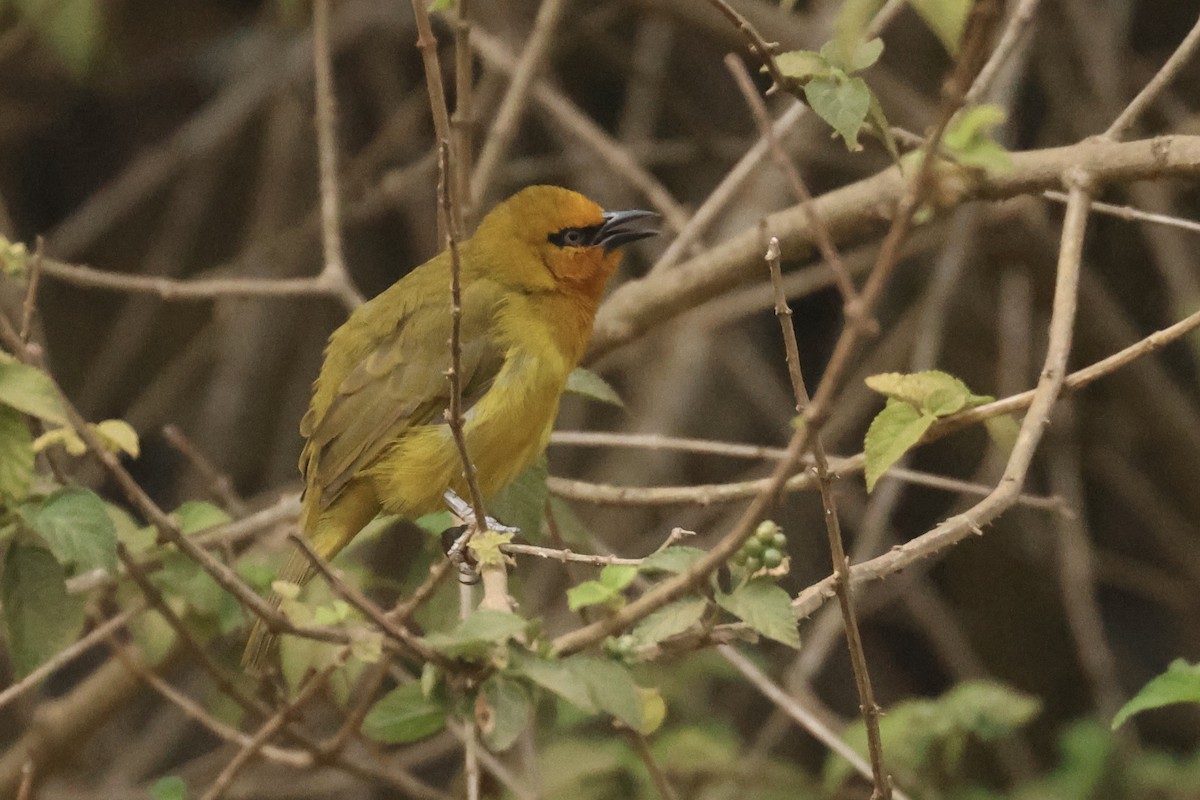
[442,489,519,534]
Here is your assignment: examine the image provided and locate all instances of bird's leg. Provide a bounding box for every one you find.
[441,489,517,585]
[442,489,519,534]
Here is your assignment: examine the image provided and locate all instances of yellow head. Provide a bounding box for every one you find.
[470,185,657,302]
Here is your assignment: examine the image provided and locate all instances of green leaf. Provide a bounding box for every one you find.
[865,370,984,416]
[567,564,638,611]
[571,656,643,729]
[825,679,1039,792]
[566,367,624,407]
[0,362,66,425]
[909,0,971,54]
[509,651,597,712]
[943,104,1012,172]
[0,406,34,503]
[31,426,87,456]
[600,564,638,590]
[149,775,188,800]
[775,49,832,83]
[639,546,707,574]
[804,75,872,151]
[0,235,29,276]
[631,597,708,646]
[93,419,140,458]
[984,414,1021,454]
[488,457,548,539]
[567,579,618,611]
[23,487,118,574]
[831,0,886,69]
[2,543,86,677]
[467,530,513,567]
[477,675,531,751]
[863,400,937,492]
[819,37,884,72]
[16,0,104,76]
[716,578,800,649]
[173,501,232,535]
[424,609,527,658]
[363,682,447,743]
[1113,660,1200,729]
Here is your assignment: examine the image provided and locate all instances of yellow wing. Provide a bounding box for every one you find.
[299,270,506,511]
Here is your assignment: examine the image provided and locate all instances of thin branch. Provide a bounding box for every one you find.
[409,0,457,236]
[35,255,360,309]
[311,0,363,309]
[18,237,43,342]
[162,423,248,516]
[726,58,862,315]
[199,664,338,800]
[625,730,680,800]
[718,645,913,800]
[452,0,475,225]
[1043,189,1200,235]
[705,0,787,92]
[471,29,691,236]
[1106,12,1200,140]
[0,604,143,713]
[966,0,1044,103]
[764,233,890,799]
[501,542,642,567]
[288,533,448,665]
[470,0,568,201]
[650,103,806,273]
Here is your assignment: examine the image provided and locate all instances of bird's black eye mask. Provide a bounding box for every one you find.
[547,209,659,252]
[547,225,603,249]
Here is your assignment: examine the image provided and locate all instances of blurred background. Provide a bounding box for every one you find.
[2,0,1200,797]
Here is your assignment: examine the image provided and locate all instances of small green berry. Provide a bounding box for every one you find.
[755,521,780,544]
[744,556,762,573]
[761,548,783,569]
[772,532,787,549]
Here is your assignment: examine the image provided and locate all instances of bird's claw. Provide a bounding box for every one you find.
[442,489,519,534]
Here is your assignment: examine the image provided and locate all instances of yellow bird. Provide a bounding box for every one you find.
[244,185,657,668]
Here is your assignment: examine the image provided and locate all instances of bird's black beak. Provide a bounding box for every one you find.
[596,209,659,252]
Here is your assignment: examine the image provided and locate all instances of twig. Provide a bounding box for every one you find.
[0,604,141,713]
[718,645,913,800]
[1043,189,1200,234]
[470,0,568,201]
[199,664,338,800]
[18,237,43,343]
[1048,408,1125,719]
[287,533,447,665]
[764,233,890,799]
[726,58,862,316]
[705,0,786,91]
[966,0,1044,103]
[650,103,806,273]
[437,142,490,539]
[625,730,680,800]
[35,255,360,309]
[311,0,363,309]
[501,542,642,566]
[162,423,248,516]
[452,0,474,225]
[409,0,457,236]
[1106,12,1200,140]
[471,29,691,236]
[103,635,311,768]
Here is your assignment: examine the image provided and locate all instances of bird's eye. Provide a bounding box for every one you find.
[549,225,602,248]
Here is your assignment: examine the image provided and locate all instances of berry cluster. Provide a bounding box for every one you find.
[732,521,788,574]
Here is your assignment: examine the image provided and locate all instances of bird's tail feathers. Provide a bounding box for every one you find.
[241,547,318,673]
